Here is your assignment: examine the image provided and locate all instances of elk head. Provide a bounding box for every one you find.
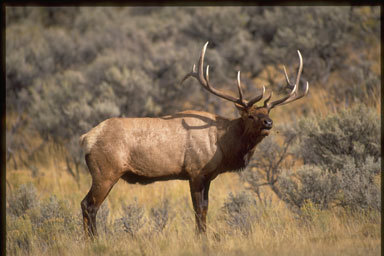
[181,42,309,138]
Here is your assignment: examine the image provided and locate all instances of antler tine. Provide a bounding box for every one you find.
[247,85,265,107]
[179,43,209,87]
[283,65,294,89]
[277,81,309,106]
[206,65,210,82]
[237,71,265,108]
[180,41,249,107]
[294,50,303,94]
[179,64,198,86]
[180,41,270,108]
[266,81,297,108]
[263,91,273,107]
[266,50,309,110]
[197,42,209,87]
[237,71,266,107]
[204,63,247,105]
[236,71,244,103]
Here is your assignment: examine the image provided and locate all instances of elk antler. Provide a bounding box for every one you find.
[180,42,265,108]
[264,50,309,110]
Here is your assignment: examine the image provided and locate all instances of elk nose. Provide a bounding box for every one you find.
[263,118,273,129]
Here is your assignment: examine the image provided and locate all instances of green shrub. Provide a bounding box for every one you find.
[150,199,172,233]
[7,183,39,217]
[279,105,380,211]
[221,191,258,236]
[114,199,147,236]
[295,104,380,169]
[7,184,81,251]
[37,195,77,229]
[278,165,341,210]
[337,156,381,211]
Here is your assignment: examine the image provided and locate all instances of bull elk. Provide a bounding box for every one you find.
[80,42,309,238]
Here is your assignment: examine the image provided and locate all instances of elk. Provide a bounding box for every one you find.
[80,42,309,238]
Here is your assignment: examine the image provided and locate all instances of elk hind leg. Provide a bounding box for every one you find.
[81,155,120,239]
[81,179,117,239]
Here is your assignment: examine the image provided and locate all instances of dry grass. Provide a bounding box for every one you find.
[6,143,381,256]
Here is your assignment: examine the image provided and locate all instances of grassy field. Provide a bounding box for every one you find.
[6,160,381,256]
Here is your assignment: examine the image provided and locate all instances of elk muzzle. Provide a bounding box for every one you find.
[262,118,273,130]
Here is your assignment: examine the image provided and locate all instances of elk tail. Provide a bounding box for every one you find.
[79,133,88,149]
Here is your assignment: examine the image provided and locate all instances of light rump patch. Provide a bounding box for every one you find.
[79,120,107,154]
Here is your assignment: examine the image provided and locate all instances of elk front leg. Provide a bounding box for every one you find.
[189,179,211,234]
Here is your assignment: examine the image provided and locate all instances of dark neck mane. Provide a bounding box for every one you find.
[218,118,266,172]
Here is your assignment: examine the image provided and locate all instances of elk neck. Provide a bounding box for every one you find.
[218,117,266,172]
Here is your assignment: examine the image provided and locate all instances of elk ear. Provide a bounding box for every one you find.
[235,103,248,117]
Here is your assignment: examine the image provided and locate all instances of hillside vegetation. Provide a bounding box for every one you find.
[6,6,380,256]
